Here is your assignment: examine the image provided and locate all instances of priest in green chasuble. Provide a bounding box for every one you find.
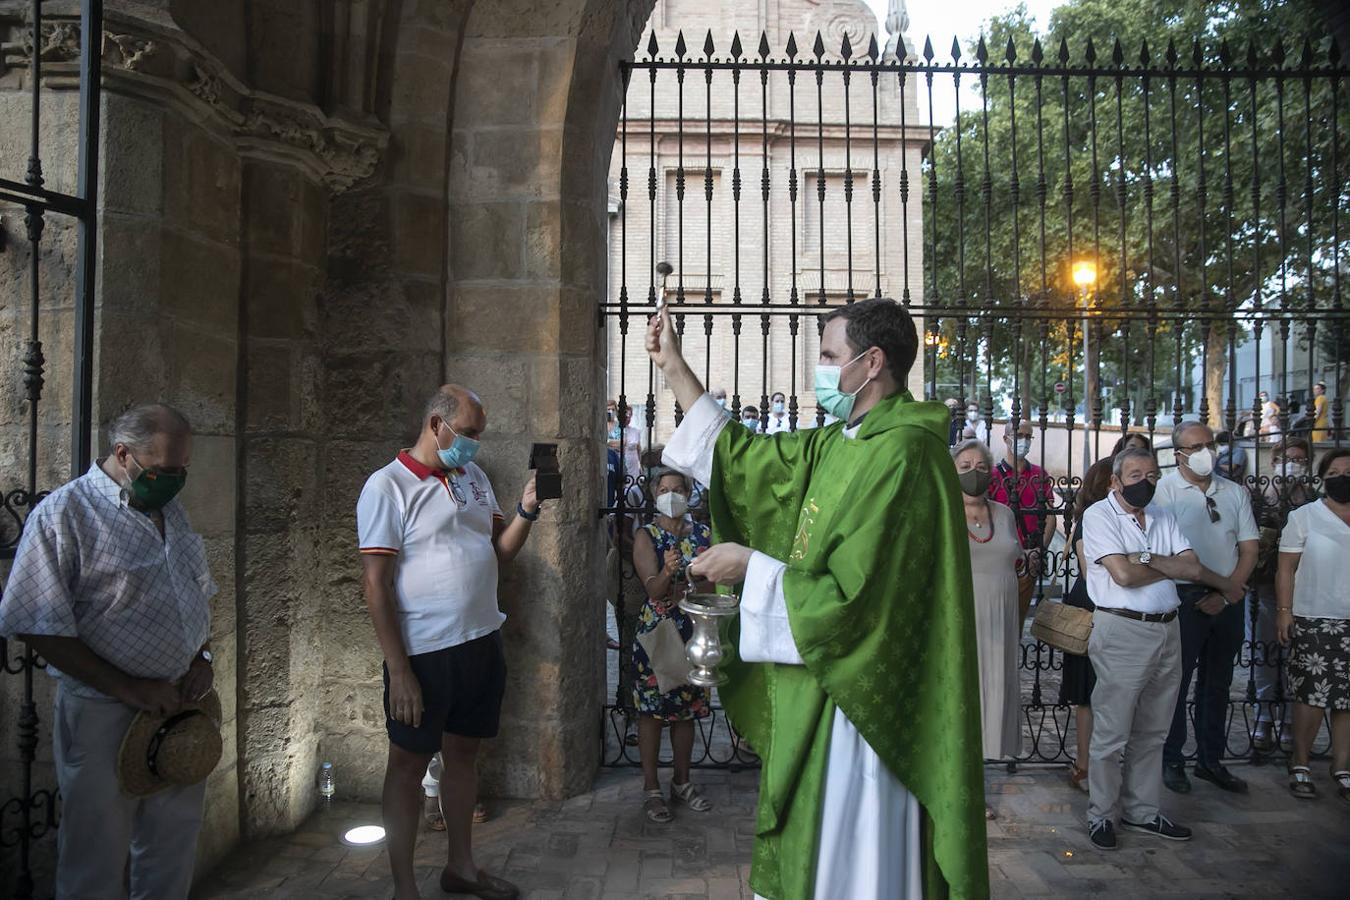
[650,298,988,899]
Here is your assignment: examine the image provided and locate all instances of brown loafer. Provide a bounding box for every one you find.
[439,867,519,900]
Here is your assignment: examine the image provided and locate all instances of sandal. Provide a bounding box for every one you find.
[643,789,673,823]
[670,780,712,813]
[1068,762,1088,792]
[1332,770,1350,803]
[425,796,446,831]
[985,805,997,820]
[473,802,489,824]
[1288,765,1316,799]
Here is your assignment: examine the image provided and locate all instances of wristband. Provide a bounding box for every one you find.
[517,503,540,522]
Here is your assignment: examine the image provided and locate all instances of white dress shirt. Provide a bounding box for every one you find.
[663,392,922,900]
[0,464,216,698]
[1153,471,1258,581]
[1082,492,1193,614]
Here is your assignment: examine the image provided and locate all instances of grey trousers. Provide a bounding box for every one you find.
[1086,610,1182,825]
[53,684,207,900]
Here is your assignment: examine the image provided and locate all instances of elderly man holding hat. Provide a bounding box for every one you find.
[0,404,221,899]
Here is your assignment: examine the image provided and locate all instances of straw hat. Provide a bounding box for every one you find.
[117,690,223,797]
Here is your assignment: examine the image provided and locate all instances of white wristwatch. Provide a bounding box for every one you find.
[198,649,214,665]
[1138,551,1152,565]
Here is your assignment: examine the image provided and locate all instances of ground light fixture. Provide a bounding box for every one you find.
[341,824,387,847]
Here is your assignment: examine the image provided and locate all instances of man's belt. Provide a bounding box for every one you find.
[1097,607,1178,624]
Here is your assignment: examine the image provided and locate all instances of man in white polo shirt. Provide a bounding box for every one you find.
[1155,421,1259,795]
[1081,447,1243,852]
[357,384,539,900]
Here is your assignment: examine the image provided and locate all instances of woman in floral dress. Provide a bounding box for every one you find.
[1277,448,1350,802]
[631,469,714,823]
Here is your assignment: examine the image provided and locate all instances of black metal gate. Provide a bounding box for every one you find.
[1,1,103,895]
[600,19,1347,768]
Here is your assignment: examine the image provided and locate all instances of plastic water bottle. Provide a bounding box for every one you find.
[319,761,335,800]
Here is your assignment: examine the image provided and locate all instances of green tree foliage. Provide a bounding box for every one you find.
[921,0,1348,430]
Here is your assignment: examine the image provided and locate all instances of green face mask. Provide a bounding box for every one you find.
[127,455,187,510]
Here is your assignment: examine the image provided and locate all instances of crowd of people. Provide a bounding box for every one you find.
[0,301,1345,899]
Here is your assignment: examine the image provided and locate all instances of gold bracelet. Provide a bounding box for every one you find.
[1276,606,1293,612]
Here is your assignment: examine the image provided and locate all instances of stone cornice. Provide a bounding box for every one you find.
[0,10,388,192]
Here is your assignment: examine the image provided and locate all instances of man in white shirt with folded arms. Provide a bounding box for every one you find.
[1081,447,1243,852]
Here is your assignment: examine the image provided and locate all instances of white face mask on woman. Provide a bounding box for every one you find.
[1278,460,1306,479]
[654,491,689,518]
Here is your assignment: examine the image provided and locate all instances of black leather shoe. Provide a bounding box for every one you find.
[1162,763,1191,794]
[1194,763,1248,793]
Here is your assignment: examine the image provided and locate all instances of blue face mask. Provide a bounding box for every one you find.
[772,401,786,415]
[814,350,871,422]
[436,423,480,469]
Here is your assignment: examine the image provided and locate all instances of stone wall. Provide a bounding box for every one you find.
[0,0,653,888]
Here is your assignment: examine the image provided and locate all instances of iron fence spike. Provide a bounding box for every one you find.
[1140,38,1150,66]
[1219,38,1232,66]
[647,30,659,57]
[704,29,715,58]
[1057,36,1069,64]
[1246,40,1258,68]
[867,33,879,60]
[1165,37,1177,66]
[813,31,826,59]
[922,35,935,62]
[840,32,852,60]
[758,31,771,59]
[1031,37,1044,65]
[977,35,989,64]
[731,31,743,60]
[787,31,799,58]
[1005,35,1017,63]
[1112,37,1124,66]
[1191,37,1202,67]
[1084,36,1096,63]
[1300,36,1314,68]
[1272,37,1285,66]
[675,30,687,58]
[951,35,963,62]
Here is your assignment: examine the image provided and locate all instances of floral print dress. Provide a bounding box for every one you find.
[632,520,712,721]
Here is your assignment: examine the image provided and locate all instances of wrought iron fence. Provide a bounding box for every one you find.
[599,22,1347,768]
[0,1,103,896]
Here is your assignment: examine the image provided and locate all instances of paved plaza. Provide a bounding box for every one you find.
[194,755,1350,900]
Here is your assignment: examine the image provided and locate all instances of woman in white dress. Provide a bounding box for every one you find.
[952,438,1023,813]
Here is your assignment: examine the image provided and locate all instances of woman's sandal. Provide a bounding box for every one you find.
[644,789,673,823]
[1068,762,1089,792]
[473,802,489,824]
[425,797,446,831]
[1332,770,1350,803]
[1288,765,1316,799]
[670,780,712,813]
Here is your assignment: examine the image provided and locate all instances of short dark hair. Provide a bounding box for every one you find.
[742,405,759,418]
[771,391,786,402]
[821,298,918,385]
[1317,448,1350,480]
[1273,437,1311,462]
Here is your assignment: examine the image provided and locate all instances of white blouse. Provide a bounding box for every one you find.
[1279,499,1350,620]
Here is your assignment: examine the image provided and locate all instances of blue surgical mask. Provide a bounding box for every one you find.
[436,423,480,469]
[772,401,786,415]
[814,350,871,422]
[743,418,760,433]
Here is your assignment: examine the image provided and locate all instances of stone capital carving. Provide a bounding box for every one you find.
[0,11,388,193]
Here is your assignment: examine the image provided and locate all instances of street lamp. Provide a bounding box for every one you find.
[1072,260,1098,472]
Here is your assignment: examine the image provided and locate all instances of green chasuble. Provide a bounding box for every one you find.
[709,391,988,900]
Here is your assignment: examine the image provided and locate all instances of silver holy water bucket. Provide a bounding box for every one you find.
[678,592,740,687]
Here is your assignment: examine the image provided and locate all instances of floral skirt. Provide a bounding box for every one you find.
[632,601,711,722]
[1287,616,1350,711]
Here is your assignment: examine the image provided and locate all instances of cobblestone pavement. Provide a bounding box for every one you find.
[195,757,1350,900]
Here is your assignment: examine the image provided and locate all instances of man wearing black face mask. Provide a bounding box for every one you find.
[1079,448,1244,852]
[0,404,219,897]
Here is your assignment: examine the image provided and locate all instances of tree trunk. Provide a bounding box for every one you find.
[1204,323,1229,430]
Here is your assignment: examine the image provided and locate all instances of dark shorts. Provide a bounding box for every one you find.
[383,630,507,753]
